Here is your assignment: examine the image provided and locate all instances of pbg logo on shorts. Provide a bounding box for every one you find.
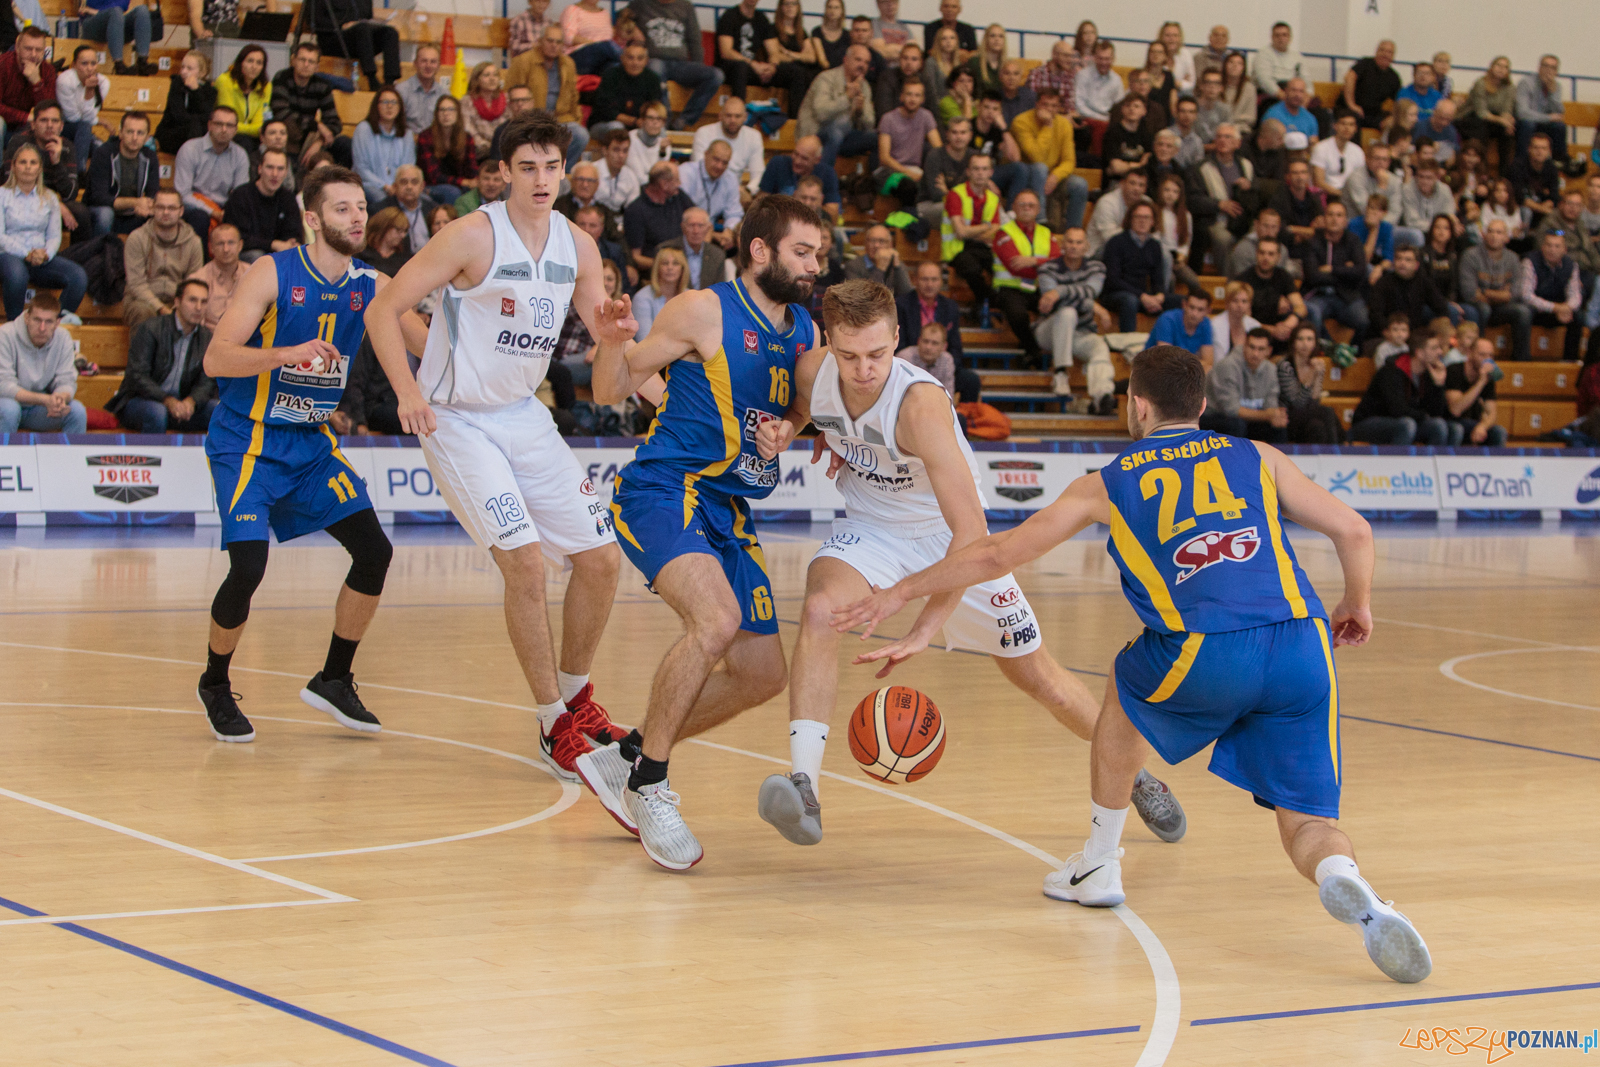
[1172,526,1260,584]
[291,286,306,307]
[990,587,1020,608]
[501,297,517,316]
[743,329,758,353]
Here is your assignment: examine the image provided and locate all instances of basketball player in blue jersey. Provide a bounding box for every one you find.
[366,111,640,791]
[585,195,823,870]
[198,166,429,743]
[835,346,1432,984]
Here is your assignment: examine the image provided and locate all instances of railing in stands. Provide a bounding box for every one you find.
[662,3,1600,107]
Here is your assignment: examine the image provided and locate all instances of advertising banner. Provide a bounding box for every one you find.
[0,444,41,512]
[33,444,217,513]
[7,442,1599,519]
[1435,454,1600,510]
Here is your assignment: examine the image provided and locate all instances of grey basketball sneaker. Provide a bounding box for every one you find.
[757,772,823,845]
[625,780,703,871]
[1320,873,1433,983]
[1130,768,1186,842]
[575,743,638,836]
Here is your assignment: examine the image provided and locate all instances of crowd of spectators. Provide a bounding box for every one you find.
[1,3,1596,441]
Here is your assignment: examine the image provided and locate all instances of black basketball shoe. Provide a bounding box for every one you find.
[300,672,383,733]
[198,684,255,743]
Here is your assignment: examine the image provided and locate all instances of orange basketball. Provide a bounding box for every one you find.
[847,686,945,784]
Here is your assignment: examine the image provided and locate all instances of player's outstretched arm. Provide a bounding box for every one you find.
[592,288,714,406]
[833,471,1111,639]
[366,214,491,437]
[851,384,987,675]
[205,256,338,378]
[1259,443,1375,647]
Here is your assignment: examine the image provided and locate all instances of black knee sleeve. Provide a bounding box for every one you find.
[326,510,392,597]
[211,540,270,629]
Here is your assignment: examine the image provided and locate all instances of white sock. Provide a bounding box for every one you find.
[557,671,589,704]
[789,719,829,796]
[1085,802,1128,862]
[1315,854,1360,887]
[535,700,568,730]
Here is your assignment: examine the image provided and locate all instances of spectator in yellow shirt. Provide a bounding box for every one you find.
[213,45,272,152]
[1008,89,1087,231]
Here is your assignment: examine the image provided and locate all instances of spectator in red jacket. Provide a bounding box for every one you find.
[0,27,56,136]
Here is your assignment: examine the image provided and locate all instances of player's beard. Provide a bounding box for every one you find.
[317,218,363,257]
[754,258,815,305]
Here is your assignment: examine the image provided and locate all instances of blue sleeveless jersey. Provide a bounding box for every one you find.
[626,279,815,500]
[1100,428,1325,635]
[215,247,379,429]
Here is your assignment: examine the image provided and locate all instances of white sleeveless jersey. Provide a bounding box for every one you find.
[808,354,985,536]
[418,202,578,409]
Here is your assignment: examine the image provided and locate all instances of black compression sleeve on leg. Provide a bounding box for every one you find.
[325,509,393,597]
[210,540,270,630]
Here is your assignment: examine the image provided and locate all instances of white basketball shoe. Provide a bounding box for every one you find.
[1320,873,1433,983]
[625,780,703,871]
[1043,848,1125,906]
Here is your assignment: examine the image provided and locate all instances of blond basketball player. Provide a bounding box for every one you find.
[750,280,1185,847]
[366,111,638,791]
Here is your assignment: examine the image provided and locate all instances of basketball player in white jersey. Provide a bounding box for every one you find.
[366,111,641,788]
[751,281,1186,847]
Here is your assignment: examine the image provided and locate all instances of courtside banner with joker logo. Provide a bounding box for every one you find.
[32,443,217,512]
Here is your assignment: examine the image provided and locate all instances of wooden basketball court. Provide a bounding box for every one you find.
[2,520,1597,1066]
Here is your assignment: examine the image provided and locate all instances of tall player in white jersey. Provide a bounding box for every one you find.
[751,281,1186,846]
[367,111,640,786]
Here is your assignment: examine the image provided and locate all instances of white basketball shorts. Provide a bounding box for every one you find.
[420,398,616,561]
[810,517,1042,658]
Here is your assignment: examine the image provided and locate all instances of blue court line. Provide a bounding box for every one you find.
[0,894,462,1067]
[702,1025,1140,1067]
[1341,715,1600,763]
[1189,979,1600,1026]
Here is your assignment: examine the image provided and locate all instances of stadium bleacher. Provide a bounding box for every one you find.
[15,0,1596,442]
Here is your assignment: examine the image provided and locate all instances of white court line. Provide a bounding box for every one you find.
[0,782,353,904]
[688,738,1181,1067]
[2,644,1180,1064]
[0,899,337,928]
[0,702,581,864]
[235,723,580,862]
[1373,618,1596,651]
[0,642,533,711]
[1438,648,1600,713]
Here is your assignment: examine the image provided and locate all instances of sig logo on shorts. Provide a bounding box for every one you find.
[990,587,1021,608]
[349,290,363,312]
[291,286,306,307]
[501,297,517,317]
[743,407,779,440]
[1172,526,1261,584]
[743,329,758,353]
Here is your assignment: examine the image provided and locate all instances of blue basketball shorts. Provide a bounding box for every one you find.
[608,470,779,636]
[1115,617,1342,818]
[207,419,371,545]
